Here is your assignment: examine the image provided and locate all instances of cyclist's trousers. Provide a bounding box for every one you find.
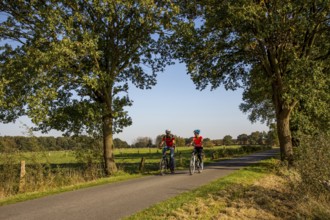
[162,146,175,169]
[162,146,175,160]
[193,147,203,162]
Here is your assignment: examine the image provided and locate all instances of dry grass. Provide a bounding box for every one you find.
[147,133,330,220]
[157,170,330,220]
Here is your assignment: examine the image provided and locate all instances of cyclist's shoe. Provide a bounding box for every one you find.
[171,170,175,174]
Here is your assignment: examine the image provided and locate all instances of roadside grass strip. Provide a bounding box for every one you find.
[125,159,276,220]
[0,172,142,206]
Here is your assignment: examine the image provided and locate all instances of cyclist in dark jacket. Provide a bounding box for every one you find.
[159,129,176,173]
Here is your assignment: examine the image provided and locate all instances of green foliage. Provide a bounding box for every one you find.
[0,136,105,152]
[237,134,248,145]
[0,0,177,135]
[295,132,330,194]
[0,0,180,175]
[132,137,153,148]
[0,153,20,197]
[239,66,275,125]
[223,135,233,146]
[113,138,130,148]
[203,139,214,148]
[172,0,330,162]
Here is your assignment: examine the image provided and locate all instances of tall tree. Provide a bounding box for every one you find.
[223,135,233,146]
[133,136,152,148]
[0,0,177,175]
[173,0,330,164]
[237,134,248,145]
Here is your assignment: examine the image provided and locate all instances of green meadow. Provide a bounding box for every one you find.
[2,145,246,169]
[0,145,270,203]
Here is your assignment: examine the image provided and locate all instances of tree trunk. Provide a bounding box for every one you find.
[272,80,294,166]
[276,110,294,165]
[103,114,117,175]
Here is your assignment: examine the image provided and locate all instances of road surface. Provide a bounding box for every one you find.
[0,149,279,220]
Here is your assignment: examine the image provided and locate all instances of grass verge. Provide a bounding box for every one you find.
[0,171,142,206]
[125,159,276,220]
[125,158,330,220]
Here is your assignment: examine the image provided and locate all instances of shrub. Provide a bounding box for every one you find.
[295,132,330,195]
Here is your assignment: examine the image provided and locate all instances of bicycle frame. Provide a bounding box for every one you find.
[159,151,174,175]
[189,151,203,175]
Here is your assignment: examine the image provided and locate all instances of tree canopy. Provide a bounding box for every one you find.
[0,0,178,174]
[172,0,330,164]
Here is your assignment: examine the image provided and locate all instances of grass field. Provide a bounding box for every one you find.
[0,145,270,202]
[0,145,242,165]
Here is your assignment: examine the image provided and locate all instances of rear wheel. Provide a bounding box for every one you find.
[196,158,201,173]
[197,159,203,173]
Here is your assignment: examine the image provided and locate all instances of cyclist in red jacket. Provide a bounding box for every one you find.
[159,129,176,173]
[190,129,203,166]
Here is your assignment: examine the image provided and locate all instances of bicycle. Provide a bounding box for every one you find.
[189,151,203,175]
[159,151,174,175]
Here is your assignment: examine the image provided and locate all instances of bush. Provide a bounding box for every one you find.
[295,132,330,195]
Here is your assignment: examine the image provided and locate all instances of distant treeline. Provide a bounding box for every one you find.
[0,136,108,152]
[0,130,275,152]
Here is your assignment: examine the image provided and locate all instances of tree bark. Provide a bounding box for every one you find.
[276,110,294,164]
[103,114,117,175]
[272,81,294,166]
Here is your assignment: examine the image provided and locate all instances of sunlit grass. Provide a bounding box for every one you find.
[0,145,268,205]
[125,158,330,220]
[0,171,143,206]
[125,159,274,220]
[0,145,241,165]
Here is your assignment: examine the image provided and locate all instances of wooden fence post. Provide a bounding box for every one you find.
[19,160,26,192]
[139,157,145,172]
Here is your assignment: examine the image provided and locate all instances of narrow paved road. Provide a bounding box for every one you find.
[0,149,279,220]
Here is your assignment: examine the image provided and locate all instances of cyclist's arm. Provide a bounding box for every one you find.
[189,139,194,146]
[159,140,164,148]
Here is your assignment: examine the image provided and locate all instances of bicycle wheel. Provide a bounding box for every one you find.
[169,157,175,173]
[200,160,204,172]
[189,155,195,175]
[160,157,167,175]
[196,158,200,173]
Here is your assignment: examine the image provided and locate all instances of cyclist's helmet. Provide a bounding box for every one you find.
[194,129,200,134]
[165,129,171,134]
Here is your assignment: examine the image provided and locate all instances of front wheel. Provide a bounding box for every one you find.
[160,158,167,175]
[169,157,175,173]
[189,155,196,175]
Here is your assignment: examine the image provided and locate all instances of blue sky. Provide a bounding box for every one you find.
[0,61,268,144]
[114,63,269,144]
